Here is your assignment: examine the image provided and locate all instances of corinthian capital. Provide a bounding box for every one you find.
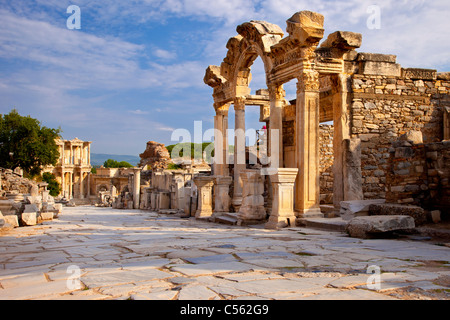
[268,85,286,100]
[297,70,320,92]
[234,96,246,110]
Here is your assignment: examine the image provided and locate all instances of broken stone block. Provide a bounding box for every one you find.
[0,199,14,215]
[0,210,5,228]
[21,212,37,226]
[23,204,40,213]
[368,203,427,226]
[340,199,385,221]
[4,215,19,227]
[430,210,441,223]
[39,211,54,221]
[346,215,415,239]
[399,130,423,145]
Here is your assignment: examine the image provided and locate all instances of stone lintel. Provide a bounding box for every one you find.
[360,60,401,77]
[402,68,437,80]
[320,31,362,51]
[357,52,397,63]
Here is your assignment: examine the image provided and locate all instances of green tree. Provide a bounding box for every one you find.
[0,109,61,176]
[103,159,133,168]
[42,172,61,197]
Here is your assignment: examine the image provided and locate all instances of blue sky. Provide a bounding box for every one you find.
[0,0,449,156]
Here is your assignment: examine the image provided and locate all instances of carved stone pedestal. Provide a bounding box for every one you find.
[193,176,215,219]
[213,176,232,217]
[265,168,299,229]
[237,170,266,225]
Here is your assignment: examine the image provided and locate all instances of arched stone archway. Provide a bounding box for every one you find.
[205,11,362,219]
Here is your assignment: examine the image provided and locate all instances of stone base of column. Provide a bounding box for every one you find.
[296,207,324,219]
[265,214,297,229]
[231,196,242,212]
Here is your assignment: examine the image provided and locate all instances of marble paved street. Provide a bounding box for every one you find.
[0,206,449,300]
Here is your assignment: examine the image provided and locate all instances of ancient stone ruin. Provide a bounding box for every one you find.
[0,168,63,231]
[94,11,450,239]
[200,10,449,237]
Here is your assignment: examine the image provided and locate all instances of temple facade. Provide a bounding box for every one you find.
[44,138,92,200]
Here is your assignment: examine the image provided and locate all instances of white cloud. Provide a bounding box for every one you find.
[129,109,149,115]
[153,48,177,60]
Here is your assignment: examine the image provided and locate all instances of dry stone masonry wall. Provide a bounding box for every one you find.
[350,70,450,200]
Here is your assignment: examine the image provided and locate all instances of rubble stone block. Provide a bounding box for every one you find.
[39,211,54,221]
[340,199,385,221]
[369,203,427,226]
[4,215,19,227]
[21,212,37,226]
[0,211,5,228]
[346,215,415,239]
[24,204,39,213]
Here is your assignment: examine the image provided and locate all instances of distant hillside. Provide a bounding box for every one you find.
[90,153,140,167]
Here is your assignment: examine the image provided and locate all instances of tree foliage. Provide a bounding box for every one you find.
[42,172,61,197]
[166,142,214,159]
[103,159,133,168]
[0,109,61,176]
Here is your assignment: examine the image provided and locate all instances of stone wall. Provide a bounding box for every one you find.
[386,140,450,216]
[350,71,450,199]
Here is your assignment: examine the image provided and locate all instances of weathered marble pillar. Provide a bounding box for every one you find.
[213,175,232,216]
[232,96,246,211]
[268,84,284,168]
[133,168,141,209]
[61,170,65,198]
[193,176,215,219]
[79,171,84,199]
[69,173,73,199]
[213,103,229,176]
[237,169,266,225]
[265,168,298,229]
[87,172,91,197]
[295,70,323,218]
[332,75,363,213]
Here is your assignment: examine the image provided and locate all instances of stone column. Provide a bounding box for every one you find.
[133,168,141,209]
[265,168,298,229]
[213,175,232,217]
[268,84,284,168]
[213,103,229,177]
[79,171,84,199]
[295,70,323,218]
[332,74,350,212]
[87,172,91,198]
[232,96,246,211]
[69,173,73,199]
[61,170,65,198]
[332,75,363,213]
[193,176,215,219]
[237,169,266,225]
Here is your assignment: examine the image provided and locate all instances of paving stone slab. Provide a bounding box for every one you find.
[0,280,75,300]
[120,258,171,270]
[131,290,178,300]
[184,254,237,264]
[81,269,173,288]
[170,262,254,277]
[302,288,398,300]
[177,284,219,300]
[218,272,284,282]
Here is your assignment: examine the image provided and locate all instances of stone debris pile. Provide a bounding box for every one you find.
[0,168,63,231]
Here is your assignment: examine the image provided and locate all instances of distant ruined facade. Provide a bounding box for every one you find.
[44,138,92,201]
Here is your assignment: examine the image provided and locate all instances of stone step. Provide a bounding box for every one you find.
[296,217,348,232]
[215,212,239,225]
